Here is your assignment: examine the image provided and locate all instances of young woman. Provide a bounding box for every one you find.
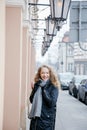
[29,65,60,130]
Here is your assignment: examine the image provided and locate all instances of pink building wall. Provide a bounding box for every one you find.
[0,0,5,130]
[0,2,36,130]
[20,26,28,130]
[3,7,22,130]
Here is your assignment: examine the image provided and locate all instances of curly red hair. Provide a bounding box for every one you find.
[34,65,60,88]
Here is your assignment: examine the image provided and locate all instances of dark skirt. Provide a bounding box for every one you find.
[30,117,55,130]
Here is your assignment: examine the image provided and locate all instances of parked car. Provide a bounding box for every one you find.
[58,72,74,90]
[68,75,87,98]
[77,79,87,105]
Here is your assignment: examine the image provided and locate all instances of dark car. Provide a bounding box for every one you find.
[68,75,87,98]
[58,72,74,90]
[77,79,87,105]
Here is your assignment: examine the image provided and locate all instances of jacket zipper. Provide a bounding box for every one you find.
[35,118,37,130]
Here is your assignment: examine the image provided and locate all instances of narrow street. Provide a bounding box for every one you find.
[55,90,87,130]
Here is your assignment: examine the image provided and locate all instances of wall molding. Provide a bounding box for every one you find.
[6,0,25,9]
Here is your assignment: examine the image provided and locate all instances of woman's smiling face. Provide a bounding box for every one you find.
[40,67,50,81]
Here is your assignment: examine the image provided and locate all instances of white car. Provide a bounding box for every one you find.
[58,72,74,90]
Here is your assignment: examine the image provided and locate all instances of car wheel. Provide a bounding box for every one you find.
[77,92,81,101]
[84,95,87,105]
[73,88,77,98]
[69,89,72,95]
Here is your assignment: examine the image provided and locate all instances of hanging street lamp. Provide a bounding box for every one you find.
[41,41,48,56]
[49,0,71,30]
[43,29,53,47]
[45,15,57,36]
[41,29,53,56]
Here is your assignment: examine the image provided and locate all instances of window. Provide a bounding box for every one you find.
[68,63,74,71]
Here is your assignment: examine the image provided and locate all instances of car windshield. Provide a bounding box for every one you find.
[75,76,87,84]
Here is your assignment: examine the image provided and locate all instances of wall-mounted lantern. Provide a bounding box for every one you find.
[43,29,53,47]
[29,1,71,55]
[49,0,71,30]
[41,41,48,56]
[45,15,57,36]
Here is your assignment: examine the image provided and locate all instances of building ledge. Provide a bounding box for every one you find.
[6,0,25,9]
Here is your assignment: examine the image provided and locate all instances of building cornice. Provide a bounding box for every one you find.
[6,0,25,9]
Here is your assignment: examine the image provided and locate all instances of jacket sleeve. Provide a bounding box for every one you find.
[29,85,38,103]
[42,86,58,107]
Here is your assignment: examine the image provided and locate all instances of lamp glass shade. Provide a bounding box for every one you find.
[49,0,54,20]
[63,0,71,20]
[44,29,50,42]
[49,35,53,42]
[46,18,54,35]
[53,24,57,35]
[55,0,63,19]
[50,0,71,20]
[46,16,57,36]
[43,29,52,47]
[46,42,50,47]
